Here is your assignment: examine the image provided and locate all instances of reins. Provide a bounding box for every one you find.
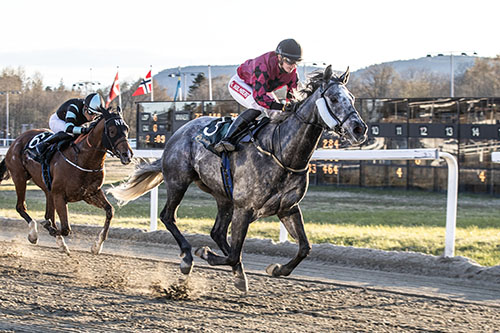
[59,116,123,173]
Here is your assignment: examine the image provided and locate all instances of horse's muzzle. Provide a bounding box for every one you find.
[350,121,368,145]
[119,149,133,165]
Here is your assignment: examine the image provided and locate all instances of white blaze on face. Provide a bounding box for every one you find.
[315,98,338,129]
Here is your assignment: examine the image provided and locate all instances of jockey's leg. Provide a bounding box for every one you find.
[214,108,261,153]
[35,132,71,155]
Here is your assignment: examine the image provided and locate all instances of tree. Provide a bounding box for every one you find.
[397,69,448,98]
[456,56,500,96]
[187,73,206,99]
[349,64,399,99]
[187,75,232,101]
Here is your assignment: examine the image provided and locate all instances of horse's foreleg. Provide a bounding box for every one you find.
[267,205,311,277]
[160,182,193,275]
[53,195,71,255]
[84,190,113,255]
[38,191,57,239]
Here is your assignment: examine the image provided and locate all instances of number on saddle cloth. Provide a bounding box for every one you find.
[195,117,233,154]
[26,131,53,150]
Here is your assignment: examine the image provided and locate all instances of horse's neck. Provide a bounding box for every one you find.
[73,123,106,168]
[271,96,323,169]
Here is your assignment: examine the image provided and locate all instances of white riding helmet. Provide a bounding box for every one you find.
[84,93,104,114]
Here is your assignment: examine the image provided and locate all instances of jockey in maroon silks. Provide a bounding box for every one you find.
[214,39,302,153]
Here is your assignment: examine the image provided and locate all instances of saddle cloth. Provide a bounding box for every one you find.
[25,131,74,191]
[195,116,270,157]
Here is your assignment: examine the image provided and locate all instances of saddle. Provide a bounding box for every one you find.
[195,116,270,157]
[25,132,75,191]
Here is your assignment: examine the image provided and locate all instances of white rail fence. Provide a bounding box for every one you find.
[134,149,460,258]
[492,152,500,163]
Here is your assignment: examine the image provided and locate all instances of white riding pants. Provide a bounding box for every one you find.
[49,113,73,135]
[227,74,279,117]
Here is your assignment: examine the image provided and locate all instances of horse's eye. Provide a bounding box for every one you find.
[109,127,117,137]
[329,97,338,103]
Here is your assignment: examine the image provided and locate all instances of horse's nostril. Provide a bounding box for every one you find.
[353,126,364,135]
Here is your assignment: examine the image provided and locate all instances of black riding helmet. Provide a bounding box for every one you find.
[276,39,303,62]
[84,93,104,115]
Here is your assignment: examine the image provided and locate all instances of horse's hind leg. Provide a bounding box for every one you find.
[266,205,311,277]
[209,199,233,256]
[196,208,252,292]
[10,171,39,244]
[83,189,114,255]
[159,181,193,275]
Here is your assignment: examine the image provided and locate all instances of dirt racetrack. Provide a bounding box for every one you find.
[1,218,500,332]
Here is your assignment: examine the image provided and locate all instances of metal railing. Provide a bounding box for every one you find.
[133,148,459,258]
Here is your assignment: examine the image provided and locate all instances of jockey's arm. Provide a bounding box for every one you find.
[252,64,284,111]
[63,104,85,135]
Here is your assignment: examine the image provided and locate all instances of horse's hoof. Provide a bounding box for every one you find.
[27,234,38,245]
[234,276,249,293]
[194,246,210,260]
[27,221,38,244]
[56,236,71,256]
[180,258,193,275]
[266,263,282,277]
[91,242,103,255]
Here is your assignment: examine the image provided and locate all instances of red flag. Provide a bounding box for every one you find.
[106,72,120,108]
[133,70,152,96]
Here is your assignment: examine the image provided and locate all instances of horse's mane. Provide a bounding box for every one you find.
[270,69,341,124]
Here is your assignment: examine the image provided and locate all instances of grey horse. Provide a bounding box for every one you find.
[109,65,367,292]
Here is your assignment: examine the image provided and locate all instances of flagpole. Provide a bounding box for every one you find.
[117,66,122,109]
[150,65,154,102]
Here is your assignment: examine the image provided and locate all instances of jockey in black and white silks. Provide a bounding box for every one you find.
[35,93,104,156]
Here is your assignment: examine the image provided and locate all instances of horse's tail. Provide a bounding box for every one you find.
[0,158,10,183]
[107,158,164,206]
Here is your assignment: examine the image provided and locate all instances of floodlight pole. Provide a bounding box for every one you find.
[450,54,454,97]
[1,90,21,141]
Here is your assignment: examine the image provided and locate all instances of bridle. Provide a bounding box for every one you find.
[294,80,358,136]
[101,115,130,158]
[61,113,129,173]
[253,79,359,174]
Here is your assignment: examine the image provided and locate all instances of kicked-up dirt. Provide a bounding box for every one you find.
[0,228,499,332]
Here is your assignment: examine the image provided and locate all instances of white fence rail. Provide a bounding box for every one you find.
[492,152,500,163]
[134,149,459,258]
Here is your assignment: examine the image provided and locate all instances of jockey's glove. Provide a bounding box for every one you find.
[80,126,90,134]
[282,102,296,112]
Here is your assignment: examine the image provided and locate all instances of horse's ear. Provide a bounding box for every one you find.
[100,106,110,117]
[116,106,122,115]
[339,67,350,85]
[323,65,333,82]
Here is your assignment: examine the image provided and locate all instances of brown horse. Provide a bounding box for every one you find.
[0,107,133,254]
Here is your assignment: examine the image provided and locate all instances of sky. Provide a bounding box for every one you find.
[1,0,498,89]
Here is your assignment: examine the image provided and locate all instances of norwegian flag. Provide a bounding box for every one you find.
[105,72,120,108]
[133,70,152,96]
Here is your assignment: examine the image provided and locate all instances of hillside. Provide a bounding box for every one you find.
[153,56,481,97]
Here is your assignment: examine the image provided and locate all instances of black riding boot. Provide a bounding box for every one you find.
[214,109,261,153]
[35,132,71,156]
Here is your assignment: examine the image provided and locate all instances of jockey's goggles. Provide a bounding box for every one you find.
[283,57,298,65]
[86,107,101,116]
